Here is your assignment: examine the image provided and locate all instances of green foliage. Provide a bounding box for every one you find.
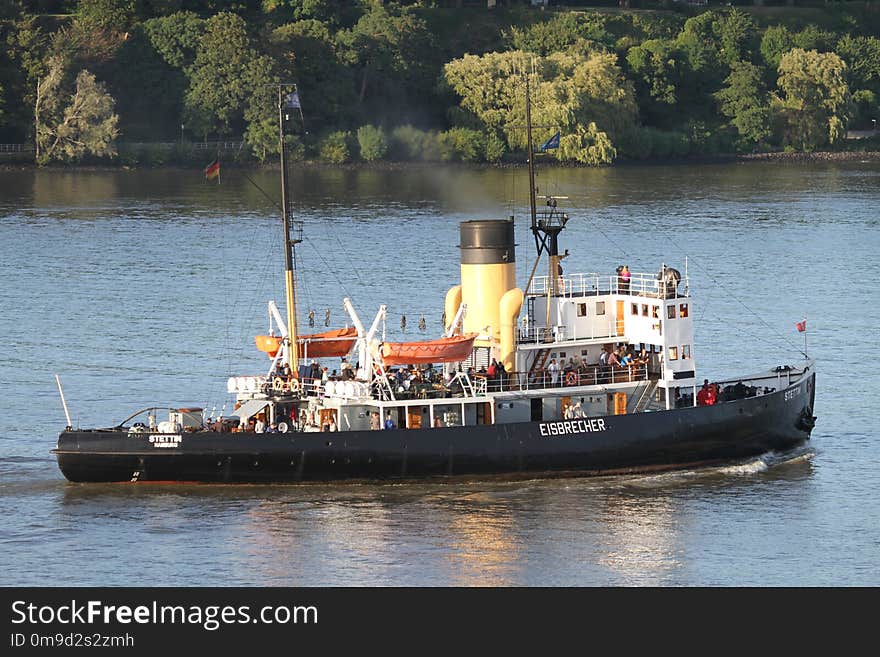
[268,20,358,131]
[36,59,119,163]
[319,130,351,163]
[143,12,205,70]
[484,132,506,163]
[77,0,139,30]
[184,12,275,138]
[715,61,771,146]
[836,35,880,126]
[504,13,613,55]
[444,49,637,156]
[437,127,484,163]
[773,48,852,150]
[626,38,680,127]
[760,25,794,71]
[334,3,436,124]
[556,122,616,166]
[356,124,388,162]
[712,9,758,67]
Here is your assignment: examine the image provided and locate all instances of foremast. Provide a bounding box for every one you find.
[278,84,301,376]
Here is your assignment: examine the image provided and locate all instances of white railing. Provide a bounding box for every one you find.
[531,271,688,299]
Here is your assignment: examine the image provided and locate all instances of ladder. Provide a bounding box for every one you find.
[631,380,659,413]
[527,348,551,387]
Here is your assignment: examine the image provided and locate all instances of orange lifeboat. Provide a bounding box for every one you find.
[299,327,358,358]
[254,327,358,360]
[380,333,478,366]
[255,335,282,358]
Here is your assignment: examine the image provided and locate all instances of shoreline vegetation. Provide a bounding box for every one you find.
[4,148,880,174]
[1,2,879,168]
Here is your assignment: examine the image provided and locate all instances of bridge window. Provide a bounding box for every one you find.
[679,303,689,318]
[682,344,691,360]
[596,301,605,315]
[577,303,587,317]
[652,306,659,319]
[631,303,639,315]
[641,304,649,317]
[668,346,678,360]
[667,305,676,320]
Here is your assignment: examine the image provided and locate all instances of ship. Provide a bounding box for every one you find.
[53,82,817,484]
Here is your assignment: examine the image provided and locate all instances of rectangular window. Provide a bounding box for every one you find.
[577,303,587,317]
[631,303,639,315]
[652,306,659,319]
[668,346,678,360]
[641,304,648,317]
[596,301,605,315]
[682,345,691,360]
[679,303,689,318]
[667,305,676,320]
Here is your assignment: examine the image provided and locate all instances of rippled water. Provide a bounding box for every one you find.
[0,161,878,586]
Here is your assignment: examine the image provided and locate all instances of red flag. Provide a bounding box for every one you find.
[796,320,807,333]
[204,159,220,180]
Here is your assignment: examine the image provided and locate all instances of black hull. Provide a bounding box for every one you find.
[54,372,816,484]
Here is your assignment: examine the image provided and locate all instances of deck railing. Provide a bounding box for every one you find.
[530,271,688,299]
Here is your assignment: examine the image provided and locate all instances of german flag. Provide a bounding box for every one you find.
[204,159,220,181]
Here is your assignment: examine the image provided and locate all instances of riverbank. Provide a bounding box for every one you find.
[3,149,880,173]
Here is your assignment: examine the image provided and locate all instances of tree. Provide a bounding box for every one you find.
[143,11,205,70]
[184,12,275,138]
[626,38,681,128]
[269,20,358,131]
[773,49,852,151]
[356,124,388,161]
[444,49,637,162]
[712,9,757,67]
[836,35,880,126]
[557,121,615,165]
[715,61,770,147]
[760,25,794,71]
[36,56,119,163]
[334,3,436,122]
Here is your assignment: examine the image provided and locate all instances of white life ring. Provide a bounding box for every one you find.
[277,421,289,433]
[272,377,285,392]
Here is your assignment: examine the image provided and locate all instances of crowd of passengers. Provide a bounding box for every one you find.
[536,344,652,388]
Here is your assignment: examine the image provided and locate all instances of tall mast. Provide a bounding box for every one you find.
[523,71,567,319]
[525,73,538,232]
[278,85,301,375]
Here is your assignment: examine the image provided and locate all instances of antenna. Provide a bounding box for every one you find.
[55,374,73,430]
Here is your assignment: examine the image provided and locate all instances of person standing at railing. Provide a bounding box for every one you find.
[618,265,631,294]
[547,358,560,386]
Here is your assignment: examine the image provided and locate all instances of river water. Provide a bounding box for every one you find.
[0,161,877,586]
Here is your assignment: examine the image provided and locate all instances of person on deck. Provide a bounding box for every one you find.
[384,413,396,430]
[547,358,560,386]
[697,380,716,406]
[370,411,381,430]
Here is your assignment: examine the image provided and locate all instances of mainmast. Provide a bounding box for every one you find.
[524,71,568,317]
[278,85,301,375]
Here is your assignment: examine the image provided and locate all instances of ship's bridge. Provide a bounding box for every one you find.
[518,267,695,392]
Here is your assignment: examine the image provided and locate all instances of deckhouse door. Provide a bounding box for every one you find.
[616,300,625,336]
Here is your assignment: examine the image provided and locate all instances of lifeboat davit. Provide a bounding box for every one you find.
[254,327,358,359]
[380,333,478,366]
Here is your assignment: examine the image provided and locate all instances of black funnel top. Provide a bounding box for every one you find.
[459,219,516,265]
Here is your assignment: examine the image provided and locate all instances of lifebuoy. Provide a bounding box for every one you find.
[272,377,284,392]
[288,378,299,393]
[277,421,289,433]
[565,371,578,386]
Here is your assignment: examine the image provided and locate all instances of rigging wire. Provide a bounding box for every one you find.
[577,211,807,358]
